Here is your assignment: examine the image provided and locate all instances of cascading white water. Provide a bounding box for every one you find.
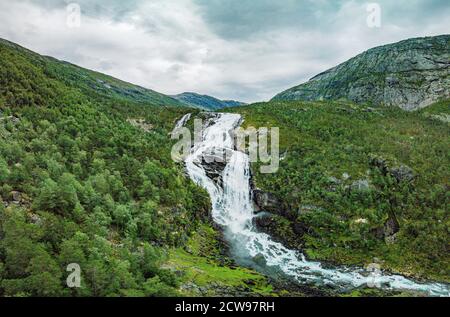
[182,113,449,297]
[171,113,192,138]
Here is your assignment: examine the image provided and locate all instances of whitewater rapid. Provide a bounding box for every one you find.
[181,113,449,297]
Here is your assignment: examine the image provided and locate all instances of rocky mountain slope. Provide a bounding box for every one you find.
[172,92,245,111]
[273,35,450,110]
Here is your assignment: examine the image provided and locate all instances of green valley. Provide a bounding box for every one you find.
[0,32,449,298]
[0,38,269,297]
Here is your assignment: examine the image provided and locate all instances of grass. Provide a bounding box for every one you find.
[165,224,276,296]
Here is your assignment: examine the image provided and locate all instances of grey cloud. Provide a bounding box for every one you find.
[194,0,344,39]
[27,0,140,17]
[194,0,450,40]
[0,0,449,103]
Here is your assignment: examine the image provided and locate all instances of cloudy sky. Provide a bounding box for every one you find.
[0,0,448,102]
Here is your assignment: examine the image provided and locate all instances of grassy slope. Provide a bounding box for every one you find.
[0,38,183,108]
[228,100,449,282]
[165,224,278,297]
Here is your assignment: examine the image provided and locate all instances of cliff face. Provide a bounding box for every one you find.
[273,35,450,111]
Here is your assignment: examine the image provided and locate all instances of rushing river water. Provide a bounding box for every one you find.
[180,113,449,297]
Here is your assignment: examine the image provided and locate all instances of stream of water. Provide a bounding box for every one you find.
[181,113,449,297]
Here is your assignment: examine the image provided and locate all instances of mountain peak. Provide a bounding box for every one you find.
[273,35,450,110]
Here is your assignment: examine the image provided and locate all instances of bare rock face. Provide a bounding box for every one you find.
[369,155,415,183]
[252,213,305,250]
[370,215,400,244]
[384,217,400,237]
[273,35,450,111]
[253,189,282,214]
[198,147,235,188]
[2,191,31,209]
[390,166,415,183]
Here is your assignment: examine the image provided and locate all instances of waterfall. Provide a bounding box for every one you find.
[171,113,192,138]
[182,113,449,297]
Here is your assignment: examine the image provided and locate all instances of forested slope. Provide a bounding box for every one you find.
[0,38,213,296]
[229,99,450,283]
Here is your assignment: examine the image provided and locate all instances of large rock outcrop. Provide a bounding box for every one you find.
[273,35,450,111]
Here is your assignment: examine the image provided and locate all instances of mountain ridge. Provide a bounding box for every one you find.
[0,38,184,108]
[171,92,246,111]
[272,35,450,110]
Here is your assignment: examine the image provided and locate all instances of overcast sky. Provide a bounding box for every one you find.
[0,0,448,102]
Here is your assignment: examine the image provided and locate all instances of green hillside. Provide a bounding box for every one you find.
[228,99,450,282]
[0,39,183,108]
[0,38,216,296]
[1,36,448,297]
[0,38,326,298]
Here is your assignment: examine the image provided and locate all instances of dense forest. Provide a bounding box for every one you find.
[0,39,217,296]
[228,99,449,283]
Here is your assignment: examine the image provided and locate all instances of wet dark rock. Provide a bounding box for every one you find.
[253,213,305,250]
[201,159,226,186]
[252,254,267,267]
[199,148,234,187]
[253,189,282,214]
[253,213,273,228]
[268,277,331,297]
